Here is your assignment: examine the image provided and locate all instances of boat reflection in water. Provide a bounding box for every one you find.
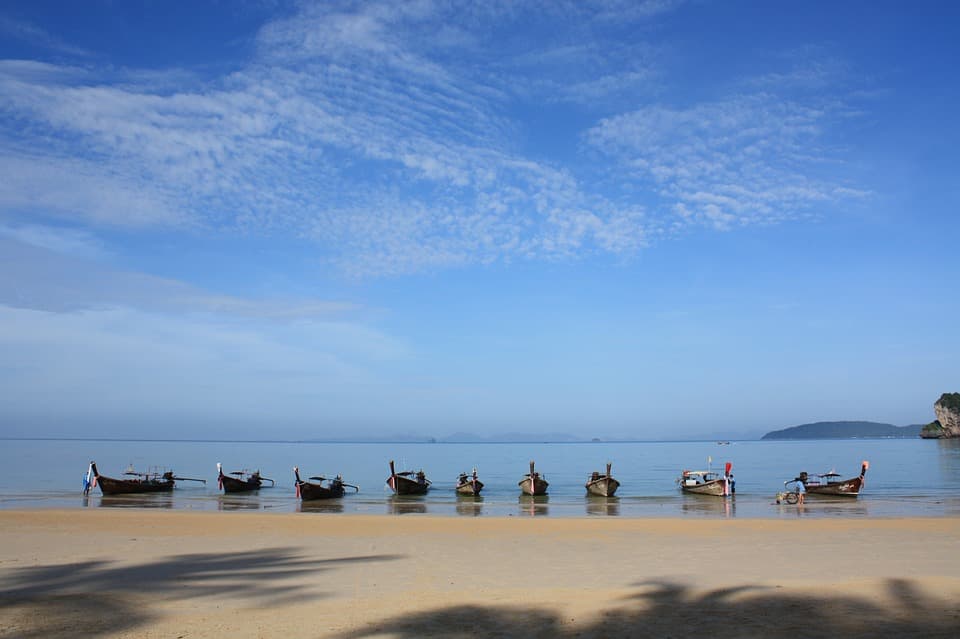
[816,501,869,517]
[785,499,870,519]
[455,495,484,517]
[518,494,549,517]
[680,494,736,517]
[387,495,428,515]
[298,500,345,514]
[93,493,175,509]
[585,496,620,516]
[217,495,263,511]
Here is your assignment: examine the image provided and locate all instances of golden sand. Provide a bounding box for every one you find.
[1,510,958,637]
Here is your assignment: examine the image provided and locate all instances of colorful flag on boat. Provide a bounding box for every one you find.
[82,463,95,494]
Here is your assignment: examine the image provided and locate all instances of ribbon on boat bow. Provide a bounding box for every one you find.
[82,462,96,494]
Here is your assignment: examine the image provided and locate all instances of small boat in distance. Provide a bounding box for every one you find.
[217,463,274,493]
[294,466,357,500]
[83,461,205,495]
[585,462,620,497]
[455,468,484,495]
[795,461,869,497]
[519,460,549,496]
[386,460,431,495]
[678,461,733,497]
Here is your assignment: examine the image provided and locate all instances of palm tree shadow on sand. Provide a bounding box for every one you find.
[0,547,402,638]
[333,578,960,639]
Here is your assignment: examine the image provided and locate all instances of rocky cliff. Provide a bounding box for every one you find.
[920,393,959,439]
[933,393,960,438]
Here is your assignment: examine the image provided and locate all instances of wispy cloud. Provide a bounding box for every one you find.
[0,235,357,319]
[742,45,853,92]
[0,0,868,275]
[0,303,408,432]
[0,16,93,58]
[585,92,869,230]
[0,151,185,229]
[0,222,107,260]
[507,40,661,108]
[0,7,654,274]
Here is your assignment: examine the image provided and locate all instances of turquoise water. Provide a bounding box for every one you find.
[1,438,958,518]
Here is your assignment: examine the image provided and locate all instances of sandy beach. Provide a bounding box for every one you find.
[1,510,958,638]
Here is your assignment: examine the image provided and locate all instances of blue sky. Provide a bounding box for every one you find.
[1,0,957,440]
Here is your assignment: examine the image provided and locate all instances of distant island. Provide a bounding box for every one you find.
[761,421,922,440]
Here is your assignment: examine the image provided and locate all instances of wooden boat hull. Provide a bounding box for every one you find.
[585,477,620,497]
[680,479,728,497]
[297,481,345,500]
[388,475,429,495]
[95,475,175,495]
[220,474,261,493]
[800,462,868,498]
[805,476,864,497]
[520,461,548,496]
[456,479,484,496]
[386,460,430,495]
[293,466,349,500]
[519,477,549,496]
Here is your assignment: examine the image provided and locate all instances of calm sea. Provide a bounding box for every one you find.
[2,438,958,518]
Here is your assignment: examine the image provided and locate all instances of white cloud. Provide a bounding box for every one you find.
[0,17,93,58]
[0,223,107,260]
[0,303,408,431]
[0,235,357,319]
[0,0,868,276]
[0,152,185,228]
[585,93,868,229]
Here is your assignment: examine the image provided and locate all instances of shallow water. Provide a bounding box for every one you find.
[2,438,958,518]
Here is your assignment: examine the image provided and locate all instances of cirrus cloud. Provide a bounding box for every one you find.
[0,0,869,275]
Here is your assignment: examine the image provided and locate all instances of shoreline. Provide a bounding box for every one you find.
[3,491,956,519]
[2,510,959,637]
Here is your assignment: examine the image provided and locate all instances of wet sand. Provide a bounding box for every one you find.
[1,510,959,638]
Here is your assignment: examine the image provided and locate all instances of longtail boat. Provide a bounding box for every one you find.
[518,460,549,496]
[293,466,357,500]
[795,461,869,497]
[585,462,620,497]
[455,468,484,496]
[386,460,430,495]
[678,461,732,497]
[217,463,274,493]
[83,461,205,495]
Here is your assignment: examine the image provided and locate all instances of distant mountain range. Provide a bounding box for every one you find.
[439,432,584,443]
[300,432,587,443]
[295,422,926,443]
[761,421,923,440]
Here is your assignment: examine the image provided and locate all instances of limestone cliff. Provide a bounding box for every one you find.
[931,393,960,438]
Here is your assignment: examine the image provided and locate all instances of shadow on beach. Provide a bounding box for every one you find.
[333,578,959,639]
[0,548,402,638]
